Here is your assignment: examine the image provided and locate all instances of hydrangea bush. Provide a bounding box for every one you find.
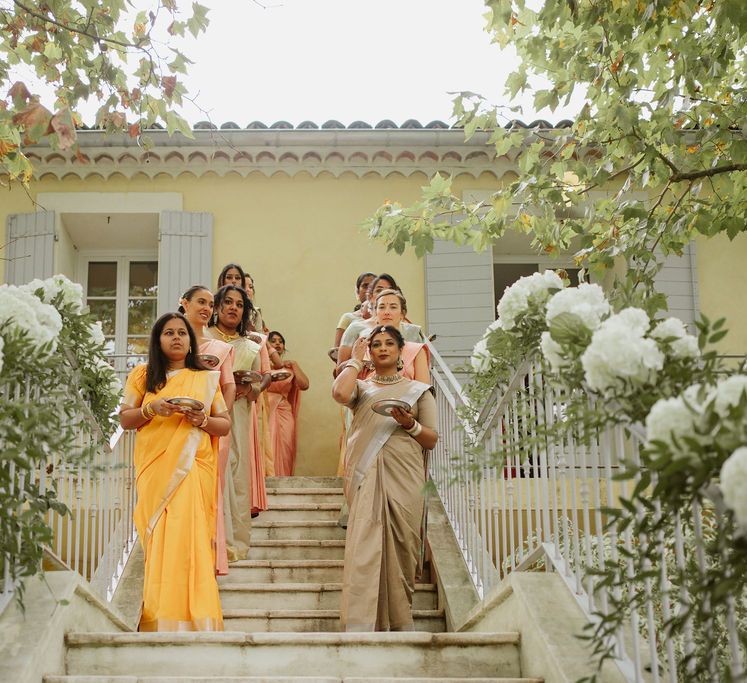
[467,272,745,680]
[0,275,122,606]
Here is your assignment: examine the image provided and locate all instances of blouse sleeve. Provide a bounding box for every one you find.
[342,380,363,410]
[341,321,363,348]
[211,382,228,415]
[415,389,437,432]
[122,364,147,408]
[219,346,235,387]
[336,311,354,330]
[259,341,271,373]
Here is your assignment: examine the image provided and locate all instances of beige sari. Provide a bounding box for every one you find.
[340,378,436,632]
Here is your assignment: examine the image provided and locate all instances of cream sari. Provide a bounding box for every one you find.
[340,378,436,632]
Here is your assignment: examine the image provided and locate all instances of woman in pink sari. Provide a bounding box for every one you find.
[266,331,309,476]
[179,285,235,575]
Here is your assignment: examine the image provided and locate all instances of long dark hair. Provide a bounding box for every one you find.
[356,271,376,289]
[217,263,246,289]
[146,312,200,393]
[268,330,286,352]
[211,284,253,336]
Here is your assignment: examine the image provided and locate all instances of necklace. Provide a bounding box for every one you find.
[372,373,404,385]
[214,327,240,342]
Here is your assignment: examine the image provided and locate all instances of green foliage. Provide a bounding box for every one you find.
[364,0,747,296]
[0,0,210,182]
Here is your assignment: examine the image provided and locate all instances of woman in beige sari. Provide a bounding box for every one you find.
[207,285,271,555]
[332,325,438,631]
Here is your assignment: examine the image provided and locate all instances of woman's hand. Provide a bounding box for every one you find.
[390,406,416,430]
[184,408,208,427]
[150,397,179,418]
[248,333,263,344]
[351,336,367,363]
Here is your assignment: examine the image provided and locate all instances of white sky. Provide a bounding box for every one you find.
[168,0,584,127]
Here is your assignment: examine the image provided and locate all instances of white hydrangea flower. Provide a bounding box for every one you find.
[22,274,84,313]
[496,270,565,330]
[0,335,4,375]
[709,375,747,417]
[540,331,568,371]
[0,285,62,350]
[720,447,747,531]
[93,355,122,394]
[581,308,663,394]
[89,321,106,347]
[470,337,492,373]
[651,317,700,360]
[645,396,697,451]
[545,282,610,331]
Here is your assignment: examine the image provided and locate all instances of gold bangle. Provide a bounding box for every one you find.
[141,403,153,420]
[199,413,209,429]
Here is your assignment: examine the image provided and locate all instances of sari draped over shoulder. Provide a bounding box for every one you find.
[199,337,235,576]
[207,329,262,561]
[340,378,436,632]
[124,364,226,632]
[267,369,302,476]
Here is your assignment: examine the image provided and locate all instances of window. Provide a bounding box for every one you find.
[81,255,158,372]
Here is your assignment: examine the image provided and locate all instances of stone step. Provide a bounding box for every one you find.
[222,609,447,633]
[65,632,523,678]
[248,540,345,561]
[219,583,438,611]
[252,520,346,541]
[47,677,542,683]
[266,488,345,505]
[265,477,343,489]
[257,504,342,522]
[219,560,344,584]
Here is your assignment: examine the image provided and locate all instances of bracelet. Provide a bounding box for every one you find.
[141,402,155,420]
[344,359,364,372]
[404,420,422,437]
[199,413,209,429]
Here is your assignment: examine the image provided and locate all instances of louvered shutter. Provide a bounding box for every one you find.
[425,240,495,364]
[654,244,699,331]
[5,211,55,284]
[157,211,214,316]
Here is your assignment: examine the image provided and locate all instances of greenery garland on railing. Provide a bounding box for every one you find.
[465,271,747,681]
[0,275,121,608]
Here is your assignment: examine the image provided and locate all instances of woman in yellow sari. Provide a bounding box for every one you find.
[120,312,231,632]
[332,325,438,632]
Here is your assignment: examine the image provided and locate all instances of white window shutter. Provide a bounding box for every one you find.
[157,211,214,316]
[425,240,495,362]
[5,211,55,284]
[654,243,699,330]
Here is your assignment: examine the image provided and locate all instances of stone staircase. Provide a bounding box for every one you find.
[44,476,542,683]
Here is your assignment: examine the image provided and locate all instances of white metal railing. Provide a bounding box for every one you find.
[426,348,745,683]
[0,376,136,612]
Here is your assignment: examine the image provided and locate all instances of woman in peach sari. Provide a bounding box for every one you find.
[120,312,231,631]
[179,285,236,576]
[266,331,310,476]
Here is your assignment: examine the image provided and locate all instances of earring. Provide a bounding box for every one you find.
[396,357,404,371]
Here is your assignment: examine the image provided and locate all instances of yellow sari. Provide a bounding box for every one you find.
[124,364,226,632]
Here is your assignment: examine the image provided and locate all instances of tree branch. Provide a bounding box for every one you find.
[670,163,747,182]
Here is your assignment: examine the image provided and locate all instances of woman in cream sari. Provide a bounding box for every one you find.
[332,325,438,631]
[207,284,270,560]
[120,312,231,631]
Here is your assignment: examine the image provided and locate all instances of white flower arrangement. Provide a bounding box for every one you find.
[645,396,699,453]
[23,274,84,313]
[496,270,565,331]
[720,447,747,532]
[651,317,700,360]
[545,282,610,331]
[0,335,4,376]
[708,374,747,417]
[470,337,492,373]
[540,331,568,371]
[0,284,63,350]
[581,308,664,394]
[88,321,106,347]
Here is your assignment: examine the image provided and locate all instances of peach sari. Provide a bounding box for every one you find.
[267,369,302,476]
[124,365,226,632]
[200,338,235,576]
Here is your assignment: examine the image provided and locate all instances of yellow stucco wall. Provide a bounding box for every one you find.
[0,171,502,475]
